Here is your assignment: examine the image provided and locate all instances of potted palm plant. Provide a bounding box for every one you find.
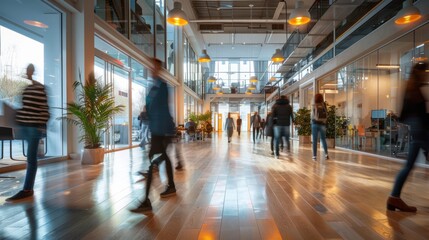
[188,111,213,140]
[294,107,311,144]
[199,111,213,137]
[325,103,346,148]
[61,72,124,164]
[325,104,337,148]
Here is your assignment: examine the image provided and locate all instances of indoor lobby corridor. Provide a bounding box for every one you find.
[1,132,429,240]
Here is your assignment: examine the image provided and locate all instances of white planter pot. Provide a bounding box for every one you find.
[69,152,80,160]
[326,138,335,148]
[81,148,105,165]
[299,136,311,145]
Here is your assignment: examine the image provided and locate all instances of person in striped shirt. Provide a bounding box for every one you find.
[6,63,50,202]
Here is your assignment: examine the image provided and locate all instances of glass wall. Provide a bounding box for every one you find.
[95,0,170,62]
[207,60,269,94]
[131,59,150,145]
[183,35,202,97]
[290,91,299,139]
[155,0,165,63]
[96,36,178,149]
[210,102,251,132]
[95,0,128,37]
[0,0,64,160]
[166,21,175,75]
[316,22,429,163]
[184,92,201,122]
[130,0,155,57]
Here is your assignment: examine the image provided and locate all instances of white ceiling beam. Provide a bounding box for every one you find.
[272,1,285,19]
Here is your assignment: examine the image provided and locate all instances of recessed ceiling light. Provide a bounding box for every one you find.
[24,20,48,28]
[376,64,400,69]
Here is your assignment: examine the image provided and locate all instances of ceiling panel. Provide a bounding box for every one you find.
[190,0,317,60]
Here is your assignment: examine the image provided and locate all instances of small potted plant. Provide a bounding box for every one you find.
[189,111,213,139]
[294,107,311,144]
[325,104,336,148]
[325,103,346,148]
[60,72,124,164]
[199,111,213,137]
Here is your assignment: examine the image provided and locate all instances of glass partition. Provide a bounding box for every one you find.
[208,60,266,94]
[96,0,173,62]
[95,0,128,37]
[316,23,429,164]
[0,0,64,160]
[166,22,175,75]
[131,59,150,145]
[130,0,155,57]
[155,0,166,62]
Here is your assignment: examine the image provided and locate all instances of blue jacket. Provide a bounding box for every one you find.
[146,79,175,136]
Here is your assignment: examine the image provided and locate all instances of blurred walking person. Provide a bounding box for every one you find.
[265,112,275,156]
[311,93,329,161]
[131,59,176,213]
[250,112,261,143]
[259,119,266,139]
[138,105,149,150]
[224,112,235,143]
[236,115,242,136]
[6,64,50,202]
[272,95,294,158]
[387,61,429,212]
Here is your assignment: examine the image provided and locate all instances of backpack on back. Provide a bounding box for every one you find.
[313,103,327,123]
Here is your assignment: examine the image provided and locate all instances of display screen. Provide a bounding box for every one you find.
[371,109,387,119]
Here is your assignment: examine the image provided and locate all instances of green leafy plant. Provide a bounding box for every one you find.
[294,107,311,136]
[188,111,213,134]
[198,111,213,134]
[188,112,200,127]
[59,72,125,149]
[326,104,337,139]
[326,103,346,139]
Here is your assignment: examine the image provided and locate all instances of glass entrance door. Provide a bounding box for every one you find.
[95,56,131,151]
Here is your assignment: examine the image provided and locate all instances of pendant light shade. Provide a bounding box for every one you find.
[245,89,252,95]
[269,76,277,82]
[288,0,311,26]
[248,83,256,90]
[213,84,221,90]
[249,76,258,83]
[271,49,284,63]
[167,2,189,26]
[198,49,211,62]
[217,89,224,95]
[207,76,217,83]
[395,0,421,25]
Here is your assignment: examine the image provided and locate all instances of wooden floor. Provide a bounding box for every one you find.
[1,132,429,240]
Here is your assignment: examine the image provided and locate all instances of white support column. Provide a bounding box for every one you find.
[68,0,95,155]
[175,26,185,125]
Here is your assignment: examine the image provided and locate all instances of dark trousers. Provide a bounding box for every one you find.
[391,130,428,197]
[252,127,260,142]
[269,136,283,152]
[21,126,44,190]
[237,125,241,136]
[145,135,175,200]
[174,141,183,167]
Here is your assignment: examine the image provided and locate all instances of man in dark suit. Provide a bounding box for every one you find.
[250,112,261,143]
[236,115,242,136]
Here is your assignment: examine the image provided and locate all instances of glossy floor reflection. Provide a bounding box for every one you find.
[0,132,428,239]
